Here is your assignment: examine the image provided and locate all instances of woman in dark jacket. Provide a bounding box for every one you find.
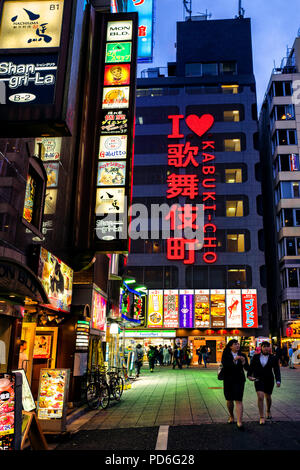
[221,339,249,430]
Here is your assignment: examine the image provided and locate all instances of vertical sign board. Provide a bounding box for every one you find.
[242,289,258,328]
[194,289,210,328]
[179,290,194,328]
[226,289,242,328]
[210,289,226,328]
[147,290,163,328]
[94,13,138,252]
[163,290,179,328]
[0,372,22,451]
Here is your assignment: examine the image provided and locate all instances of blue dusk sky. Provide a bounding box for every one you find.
[137,0,300,110]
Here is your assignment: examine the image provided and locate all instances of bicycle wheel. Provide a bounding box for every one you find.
[86,382,100,409]
[112,377,124,401]
[99,382,110,409]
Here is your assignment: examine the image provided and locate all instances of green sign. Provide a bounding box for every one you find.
[105,42,132,63]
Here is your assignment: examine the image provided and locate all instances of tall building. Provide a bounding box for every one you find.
[125,16,268,360]
[259,36,300,346]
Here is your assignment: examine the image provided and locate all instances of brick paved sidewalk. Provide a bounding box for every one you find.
[68,365,300,432]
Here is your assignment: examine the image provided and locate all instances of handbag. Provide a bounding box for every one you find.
[217,363,224,381]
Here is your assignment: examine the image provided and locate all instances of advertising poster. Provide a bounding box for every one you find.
[104,64,130,86]
[147,290,163,328]
[210,289,226,328]
[226,289,242,328]
[100,109,129,134]
[105,42,132,63]
[0,375,15,438]
[44,162,59,187]
[95,187,125,214]
[97,161,126,186]
[194,289,210,328]
[37,369,69,420]
[38,247,73,312]
[33,334,52,359]
[102,86,130,109]
[0,0,64,49]
[179,290,194,328]
[91,290,107,331]
[0,55,58,105]
[127,0,154,62]
[44,188,57,215]
[34,137,62,161]
[99,134,127,159]
[107,20,133,41]
[163,290,179,328]
[23,174,36,223]
[242,289,258,328]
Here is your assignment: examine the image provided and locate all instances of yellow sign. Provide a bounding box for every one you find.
[147,290,163,328]
[0,1,64,49]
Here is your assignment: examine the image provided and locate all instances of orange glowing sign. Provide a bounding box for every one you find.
[104,64,130,86]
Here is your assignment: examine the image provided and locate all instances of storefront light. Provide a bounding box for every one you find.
[110,323,119,334]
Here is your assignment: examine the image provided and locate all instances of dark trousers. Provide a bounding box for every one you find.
[198,354,202,364]
[149,358,155,370]
[173,357,182,369]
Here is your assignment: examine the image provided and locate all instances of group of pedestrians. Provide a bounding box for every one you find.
[196,346,210,368]
[146,344,173,372]
[221,339,281,430]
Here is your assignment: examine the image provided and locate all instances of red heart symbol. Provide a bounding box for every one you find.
[185,114,214,137]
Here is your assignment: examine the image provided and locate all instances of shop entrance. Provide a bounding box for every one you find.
[206,340,216,363]
[189,336,226,364]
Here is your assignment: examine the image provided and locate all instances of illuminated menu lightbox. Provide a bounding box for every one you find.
[94,13,138,252]
[146,289,258,329]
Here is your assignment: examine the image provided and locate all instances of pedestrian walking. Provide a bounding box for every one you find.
[249,346,255,361]
[134,344,144,377]
[172,345,182,369]
[147,346,156,373]
[201,346,208,368]
[168,345,173,365]
[163,345,170,365]
[288,344,296,369]
[221,339,249,430]
[196,346,202,365]
[247,341,281,425]
[186,346,192,368]
[158,345,164,366]
[154,346,159,365]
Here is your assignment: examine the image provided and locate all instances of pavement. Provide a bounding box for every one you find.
[44,364,300,452]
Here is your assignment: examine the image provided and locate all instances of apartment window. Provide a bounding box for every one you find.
[220,61,237,74]
[286,238,296,255]
[271,81,292,97]
[273,129,297,147]
[290,300,300,319]
[288,268,298,287]
[274,104,295,121]
[226,200,243,217]
[185,63,202,77]
[223,110,240,122]
[224,139,241,152]
[277,181,300,199]
[221,85,239,94]
[202,63,218,76]
[225,169,242,183]
[136,106,180,125]
[277,154,300,172]
[227,234,245,252]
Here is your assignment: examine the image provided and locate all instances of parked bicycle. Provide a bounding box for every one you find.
[86,365,124,410]
[107,366,124,401]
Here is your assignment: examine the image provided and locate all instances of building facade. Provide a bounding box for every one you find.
[259,36,300,346]
[125,17,268,360]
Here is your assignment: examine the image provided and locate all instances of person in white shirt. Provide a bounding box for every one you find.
[18,340,28,370]
[247,341,281,425]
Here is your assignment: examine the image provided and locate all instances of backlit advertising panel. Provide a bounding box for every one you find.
[226,289,242,328]
[163,290,179,328]
[99,134,127,159]
[38,247,73,312]
[242,289,258,328]
[34,137,62,161]
[194,289,210,328]
[179,290,194,328]
[91,290,107,331]
[147,290,163,328]
[102,86,130,108]
[95,187,125,214]
[126,0,154,62]
[104,64,130,86]
[0,0,64,49]
[107,20,133,41]
[210,289,226,328]
[97,161,126,186]
[37,369,69,421]
[100,109,129,134]
[105,42,132,63]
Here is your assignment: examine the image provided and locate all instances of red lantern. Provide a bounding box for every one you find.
[286,327,293,337]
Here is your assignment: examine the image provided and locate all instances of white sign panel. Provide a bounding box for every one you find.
[106,20,133,41]
[226,289,242,328]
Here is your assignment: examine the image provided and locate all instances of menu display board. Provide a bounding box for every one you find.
[147,290,163,328]
[0,372,22,451]
[37,369,69,421]
[0,0,64,50]
[163,290,179,328]
[194,289,210,328]
[242,290,258,328]
[210,289,226,328]
[91,290,107,331]
[38,247,73,312]
[179,290,194,328]
[226,289,242,328]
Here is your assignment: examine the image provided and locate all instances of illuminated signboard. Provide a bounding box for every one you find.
[23,174,36,224]
[99,135,127,159]
[97,161,126,186]
[226,289,242,328]
[107,20,133,41]
[102,86,130,108]
[37,369,69,421]
[91,290,107,331]
[100,109,129,135]
[0,0,64,49]
[96,187,125,214]
[34,137,62,161]
[126,0,154,62]
[104,64,131,86]
[210,289,226,328]
[105,42,132,63]
[242,289,258,328]
[44,162,59,187]
[194,289,210,328]
[38,247,73,312]
[166,114,215,265]
[0,373,22,451]
[0,54,58,104]
[163,290,179,328]
[147,290,163,328]
[179,290,194,328]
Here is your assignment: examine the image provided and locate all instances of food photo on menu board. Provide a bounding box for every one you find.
[0,375,15,439]
[37,370,68,420]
